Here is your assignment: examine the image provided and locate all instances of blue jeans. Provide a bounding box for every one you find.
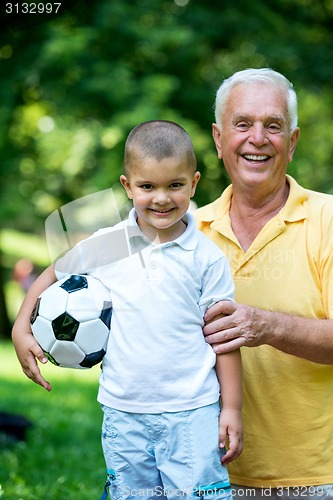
[100,402,231,500]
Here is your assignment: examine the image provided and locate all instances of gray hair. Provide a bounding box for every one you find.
[214,68,298,132]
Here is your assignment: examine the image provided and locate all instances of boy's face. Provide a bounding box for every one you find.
[120,156,200,241]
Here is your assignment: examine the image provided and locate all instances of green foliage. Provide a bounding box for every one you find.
[0,341,105,499]
[1,0,333,236]
[290,88,333,193]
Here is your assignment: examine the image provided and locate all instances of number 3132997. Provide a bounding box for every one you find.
[5,3,61,14]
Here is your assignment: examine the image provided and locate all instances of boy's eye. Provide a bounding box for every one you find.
[170,182,183,188]
[140,184,154,190]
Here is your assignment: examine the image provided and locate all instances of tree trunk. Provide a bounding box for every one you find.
[0,253,12,339]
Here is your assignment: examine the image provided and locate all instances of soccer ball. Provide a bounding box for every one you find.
[30,274,112,369]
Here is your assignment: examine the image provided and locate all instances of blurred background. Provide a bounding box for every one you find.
[1,2,333,497]
[1,0,333,335]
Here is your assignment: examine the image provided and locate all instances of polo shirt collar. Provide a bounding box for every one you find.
[174,212,198,250]
[280,175,308,222]
[201,174,308,234]
[127,208,197,251]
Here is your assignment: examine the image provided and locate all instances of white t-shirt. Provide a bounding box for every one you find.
[55,209,234,413]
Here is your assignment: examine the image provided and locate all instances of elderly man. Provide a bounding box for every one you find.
[195,68,333,499]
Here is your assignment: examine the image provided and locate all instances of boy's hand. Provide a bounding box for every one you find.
[13,332,52,392]
[219,408,243,465]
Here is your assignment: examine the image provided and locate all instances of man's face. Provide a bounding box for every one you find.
[212,82,300,193]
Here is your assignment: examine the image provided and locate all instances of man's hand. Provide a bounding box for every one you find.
[12,332,52,392]
[204,301,269,354]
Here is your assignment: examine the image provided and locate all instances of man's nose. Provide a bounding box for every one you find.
[249,123,268,146]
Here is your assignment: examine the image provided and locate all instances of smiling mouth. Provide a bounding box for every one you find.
[149,208,175,214]
[243,154,271,162]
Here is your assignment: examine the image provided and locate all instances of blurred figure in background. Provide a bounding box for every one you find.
[13,259,37,293]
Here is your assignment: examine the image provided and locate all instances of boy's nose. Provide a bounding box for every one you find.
[152,191,171,204]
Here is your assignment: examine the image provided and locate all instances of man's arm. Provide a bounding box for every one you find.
[11,265,57,391]
[204,300,333,365]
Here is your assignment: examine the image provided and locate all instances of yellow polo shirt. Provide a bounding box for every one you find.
[195,175,333,487]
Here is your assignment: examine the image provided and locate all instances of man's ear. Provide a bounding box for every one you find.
[212,123,223,160]
[120,175,133,199]
[288,127,300,163]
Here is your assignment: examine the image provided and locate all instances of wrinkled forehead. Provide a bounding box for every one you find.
[225,82,290,123]
[228,81,288,104]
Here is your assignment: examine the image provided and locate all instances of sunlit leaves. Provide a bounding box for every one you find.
[1,0,333,234]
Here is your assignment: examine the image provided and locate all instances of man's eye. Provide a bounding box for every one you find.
[235,122,249,130]
[267,124,281,133]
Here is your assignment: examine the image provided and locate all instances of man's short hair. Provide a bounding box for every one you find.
[214,68,298,132]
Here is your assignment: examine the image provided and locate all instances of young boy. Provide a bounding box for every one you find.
[12,120,243,499]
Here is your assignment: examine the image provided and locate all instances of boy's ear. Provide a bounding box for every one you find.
[120,175,133,199]
[190,171,201,197]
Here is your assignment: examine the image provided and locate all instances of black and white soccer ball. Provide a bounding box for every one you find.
[30,274,112,369]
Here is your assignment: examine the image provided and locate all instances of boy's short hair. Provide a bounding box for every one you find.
[124,120,197,176]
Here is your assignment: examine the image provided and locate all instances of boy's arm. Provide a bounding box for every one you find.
[11,265,57,392]
[216,348,243,465]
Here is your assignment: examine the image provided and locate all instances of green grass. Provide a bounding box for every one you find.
[1,229,49,268]
[0,341,106,499]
